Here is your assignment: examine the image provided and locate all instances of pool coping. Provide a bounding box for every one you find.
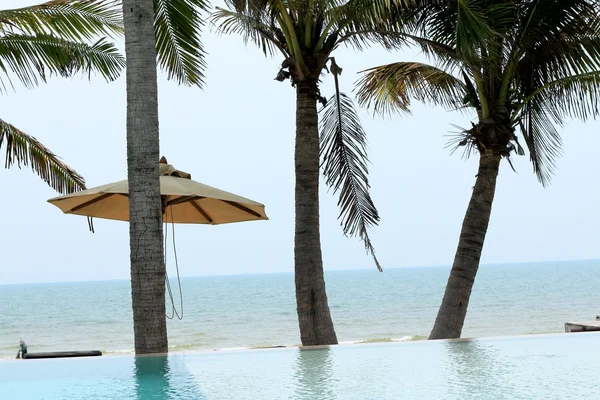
[118,332,575,357]
[4,330,599,362]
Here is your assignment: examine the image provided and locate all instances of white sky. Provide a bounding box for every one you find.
[1,1,599,284]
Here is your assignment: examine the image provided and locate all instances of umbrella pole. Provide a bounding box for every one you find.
[163,206,184,320]
[161,195,170,217]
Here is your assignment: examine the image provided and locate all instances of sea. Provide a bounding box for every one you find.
[1,260,599,359]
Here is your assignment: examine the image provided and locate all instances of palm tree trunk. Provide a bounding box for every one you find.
[122,0,167,354]
[429,150,501,340]
[294,81,338,346]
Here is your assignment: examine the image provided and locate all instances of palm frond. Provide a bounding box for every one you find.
[332,0,410,52]
[509,0,599,68]
[455,0,496,56]
[326,0,450,56]
[0,117,85,194]
[0,34,125,91]
[356,61,467,116]
[505,1,600,102]
[518,99,563,187]
[415,0,457,48]
[513,72,600,186]
[320,91,382,271]
[211,6,286,57]
[154,0,208,87]
[521,72,600,122]
[405,33,464,72]
[481,1,515,35]
[269,0,304,67]
[513,35,600,96]
[0,0,123,41]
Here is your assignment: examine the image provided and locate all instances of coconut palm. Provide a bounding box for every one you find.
[357,0,600,339]
[212,0,391,345]
[0,0,124,193]
[120,0,206,354]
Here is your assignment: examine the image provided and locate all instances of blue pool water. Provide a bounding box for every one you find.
[1,332,599,399]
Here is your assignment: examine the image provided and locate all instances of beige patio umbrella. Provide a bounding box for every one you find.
[47,159,268,224]
[48,158,267,320]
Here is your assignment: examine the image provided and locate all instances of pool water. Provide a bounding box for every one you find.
[1,332,599,399]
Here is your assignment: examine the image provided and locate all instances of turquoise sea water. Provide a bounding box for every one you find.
[1,333,599,399]
[1,260,599,358]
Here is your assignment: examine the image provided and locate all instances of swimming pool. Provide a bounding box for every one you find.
[1,332,598,399]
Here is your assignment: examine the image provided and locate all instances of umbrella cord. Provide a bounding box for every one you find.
[87,217,95,233]
[165,207,184,320]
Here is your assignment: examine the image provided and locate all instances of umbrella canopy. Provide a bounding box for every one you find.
[47,162,268,224]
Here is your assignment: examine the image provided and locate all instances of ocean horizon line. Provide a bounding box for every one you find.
[2,257,598,286]
[2,260,598,360]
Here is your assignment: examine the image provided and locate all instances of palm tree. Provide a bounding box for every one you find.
[357,0,600,339]
[0,0,125,193]
[120,0,206,354]
[1,0,205,354]
[213,0,389,345]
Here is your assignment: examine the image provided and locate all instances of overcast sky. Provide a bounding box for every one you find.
[1,0,599,285]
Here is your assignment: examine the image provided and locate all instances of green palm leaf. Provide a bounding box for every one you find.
[518,100,562,187]
[0,34,125,91]
[154,0,208,86]
[320,92,382,271]
[405,34,463,72]
[2,0,209,87]
[211,6,285,57]
[0,0,122,41]
[507,0,599,69]
[524,72,600,122]
[455,0,495,56]
[0,118,85,194]
[332,0,406,51]
[356,61,467,115]
[515,72,600,185]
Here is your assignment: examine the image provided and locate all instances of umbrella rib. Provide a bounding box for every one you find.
[70,193,115,212]
[166,195,204,207]
[223,200,263,218]
[190,200,213,223]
